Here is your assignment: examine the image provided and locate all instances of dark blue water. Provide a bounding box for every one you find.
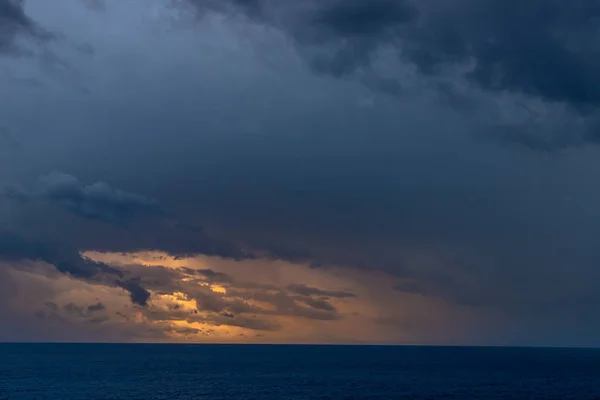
[1,344,599,399]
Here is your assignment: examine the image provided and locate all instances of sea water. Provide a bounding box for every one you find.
[1,344,599,399]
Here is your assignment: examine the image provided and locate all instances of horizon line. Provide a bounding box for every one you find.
[1,341,599,350]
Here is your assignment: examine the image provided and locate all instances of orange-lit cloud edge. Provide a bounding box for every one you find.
[2,251,477,344]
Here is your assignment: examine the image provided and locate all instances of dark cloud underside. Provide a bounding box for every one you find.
[1,0,600,345]
[184,0,600,150]
[0,0,48,53]
[203,0,600,108]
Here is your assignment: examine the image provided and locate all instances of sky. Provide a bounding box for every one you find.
[1,0,600,346]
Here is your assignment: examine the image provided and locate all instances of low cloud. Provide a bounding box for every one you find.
[9,172,159,224]
[0,230,150,306]
[287,283,356,299]
[0,0,50,53]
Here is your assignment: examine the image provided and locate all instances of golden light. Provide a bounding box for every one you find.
[210,285,227,294]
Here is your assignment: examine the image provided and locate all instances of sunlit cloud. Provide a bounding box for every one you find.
[0,251,467,344]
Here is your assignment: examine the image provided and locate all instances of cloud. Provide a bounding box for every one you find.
[82,0,106,12]
[10,172,158,224]
[3,171,254,298]
[312,0,417,37]
[300,0,418,76]
[87,302,106,312]
[0,230,150,306]
[117,278,150,307]
[229,288,342,321]
[184,0,600,148]
[406,0,600,108]
[178,267,233,284]
[287,283,355,299]
[2,0,600,346]
[89,258,348,333]
[0,230,119,278]
[114,258,354,328]
[200,0,600,109]
[0,0,49,53]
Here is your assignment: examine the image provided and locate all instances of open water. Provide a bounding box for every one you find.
[1,344,599,399]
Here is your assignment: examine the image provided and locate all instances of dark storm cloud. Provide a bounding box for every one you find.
[185,0,418,76]
[0,230,150,306]
[0,230,120,278]
[0,166,256,306]
[405,0,600,109]
[10,172,159,224]
[0,230,41,261]
[312,0,417,37]
[5,171,252,265]
[188,0,600,146]
[185,0,264,18]
[0,0,48,53]
[0,0,35,50]
[305,0,600,107]
[146,222,250,260]
[251,0,600,107]
[302,0,418,76]
[117,278,151,307]
[3,0,600,345]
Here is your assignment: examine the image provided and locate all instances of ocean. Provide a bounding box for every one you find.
[1,344,599,399]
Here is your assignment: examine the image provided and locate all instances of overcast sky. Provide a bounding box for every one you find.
[1,0,600,346]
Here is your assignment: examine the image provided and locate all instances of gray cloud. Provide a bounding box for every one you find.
[117,278,150,307]
[2,171,254,305]
[0,0,35,51]
[200,0,600,109]
[0,230,150,306]
[407,0,600,108]
[2,0,600,345]
[0,0,49,53]
[312,0,417,37]
[82,0,106,12]
[185,0,600,148]
[10,172,159,224]
[230,288,341,321]
[287,283,355,299]
[0,230,120,278]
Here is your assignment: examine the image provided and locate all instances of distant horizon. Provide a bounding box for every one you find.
[2,342,600,350]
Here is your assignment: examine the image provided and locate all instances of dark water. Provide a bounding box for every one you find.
[1,344,600,399]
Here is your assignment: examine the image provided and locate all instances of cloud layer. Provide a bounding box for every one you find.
[1,0,600,345]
